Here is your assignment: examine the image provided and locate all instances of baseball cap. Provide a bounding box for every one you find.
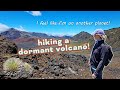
[92,29,105,36]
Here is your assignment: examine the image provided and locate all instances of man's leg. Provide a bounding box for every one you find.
[96,71,102,79]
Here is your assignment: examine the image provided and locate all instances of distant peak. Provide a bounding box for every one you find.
[77,31,90,35]
[8,28,18,31]
[10,28,14,30]
[80,31,88,33]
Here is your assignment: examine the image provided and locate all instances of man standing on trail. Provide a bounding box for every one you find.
[89,29,113,79]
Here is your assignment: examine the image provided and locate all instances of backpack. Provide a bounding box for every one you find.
[101,43,113,66]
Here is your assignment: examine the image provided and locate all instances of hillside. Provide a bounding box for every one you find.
[0,35,18,55]
[72,31,92,41]
[72,27,120,50]
[105,27,120,50]
[72,31,94,48]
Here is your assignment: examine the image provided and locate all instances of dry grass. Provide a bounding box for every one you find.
[103,56,120,79]
[70,51,120,79]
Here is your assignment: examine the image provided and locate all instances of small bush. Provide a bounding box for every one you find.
[3,58,23,72]
[24,62,33,75]
[3,57,33,79]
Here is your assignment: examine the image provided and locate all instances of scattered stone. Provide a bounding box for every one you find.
[33,65,39,70]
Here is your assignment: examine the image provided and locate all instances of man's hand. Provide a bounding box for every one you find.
[92,74,96,79]
[88,60,91,66]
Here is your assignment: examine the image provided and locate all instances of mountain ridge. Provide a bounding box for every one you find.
[0,27,120,49]
[0,28,73,40]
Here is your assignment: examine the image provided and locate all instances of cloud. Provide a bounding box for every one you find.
[15,25,26,31]
[0,23,26,33]
[46,32,74,37]
[25,11,42,16]
[0,23,9,32]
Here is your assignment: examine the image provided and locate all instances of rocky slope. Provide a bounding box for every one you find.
[0,35,18,55]
[18,52,89,79]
